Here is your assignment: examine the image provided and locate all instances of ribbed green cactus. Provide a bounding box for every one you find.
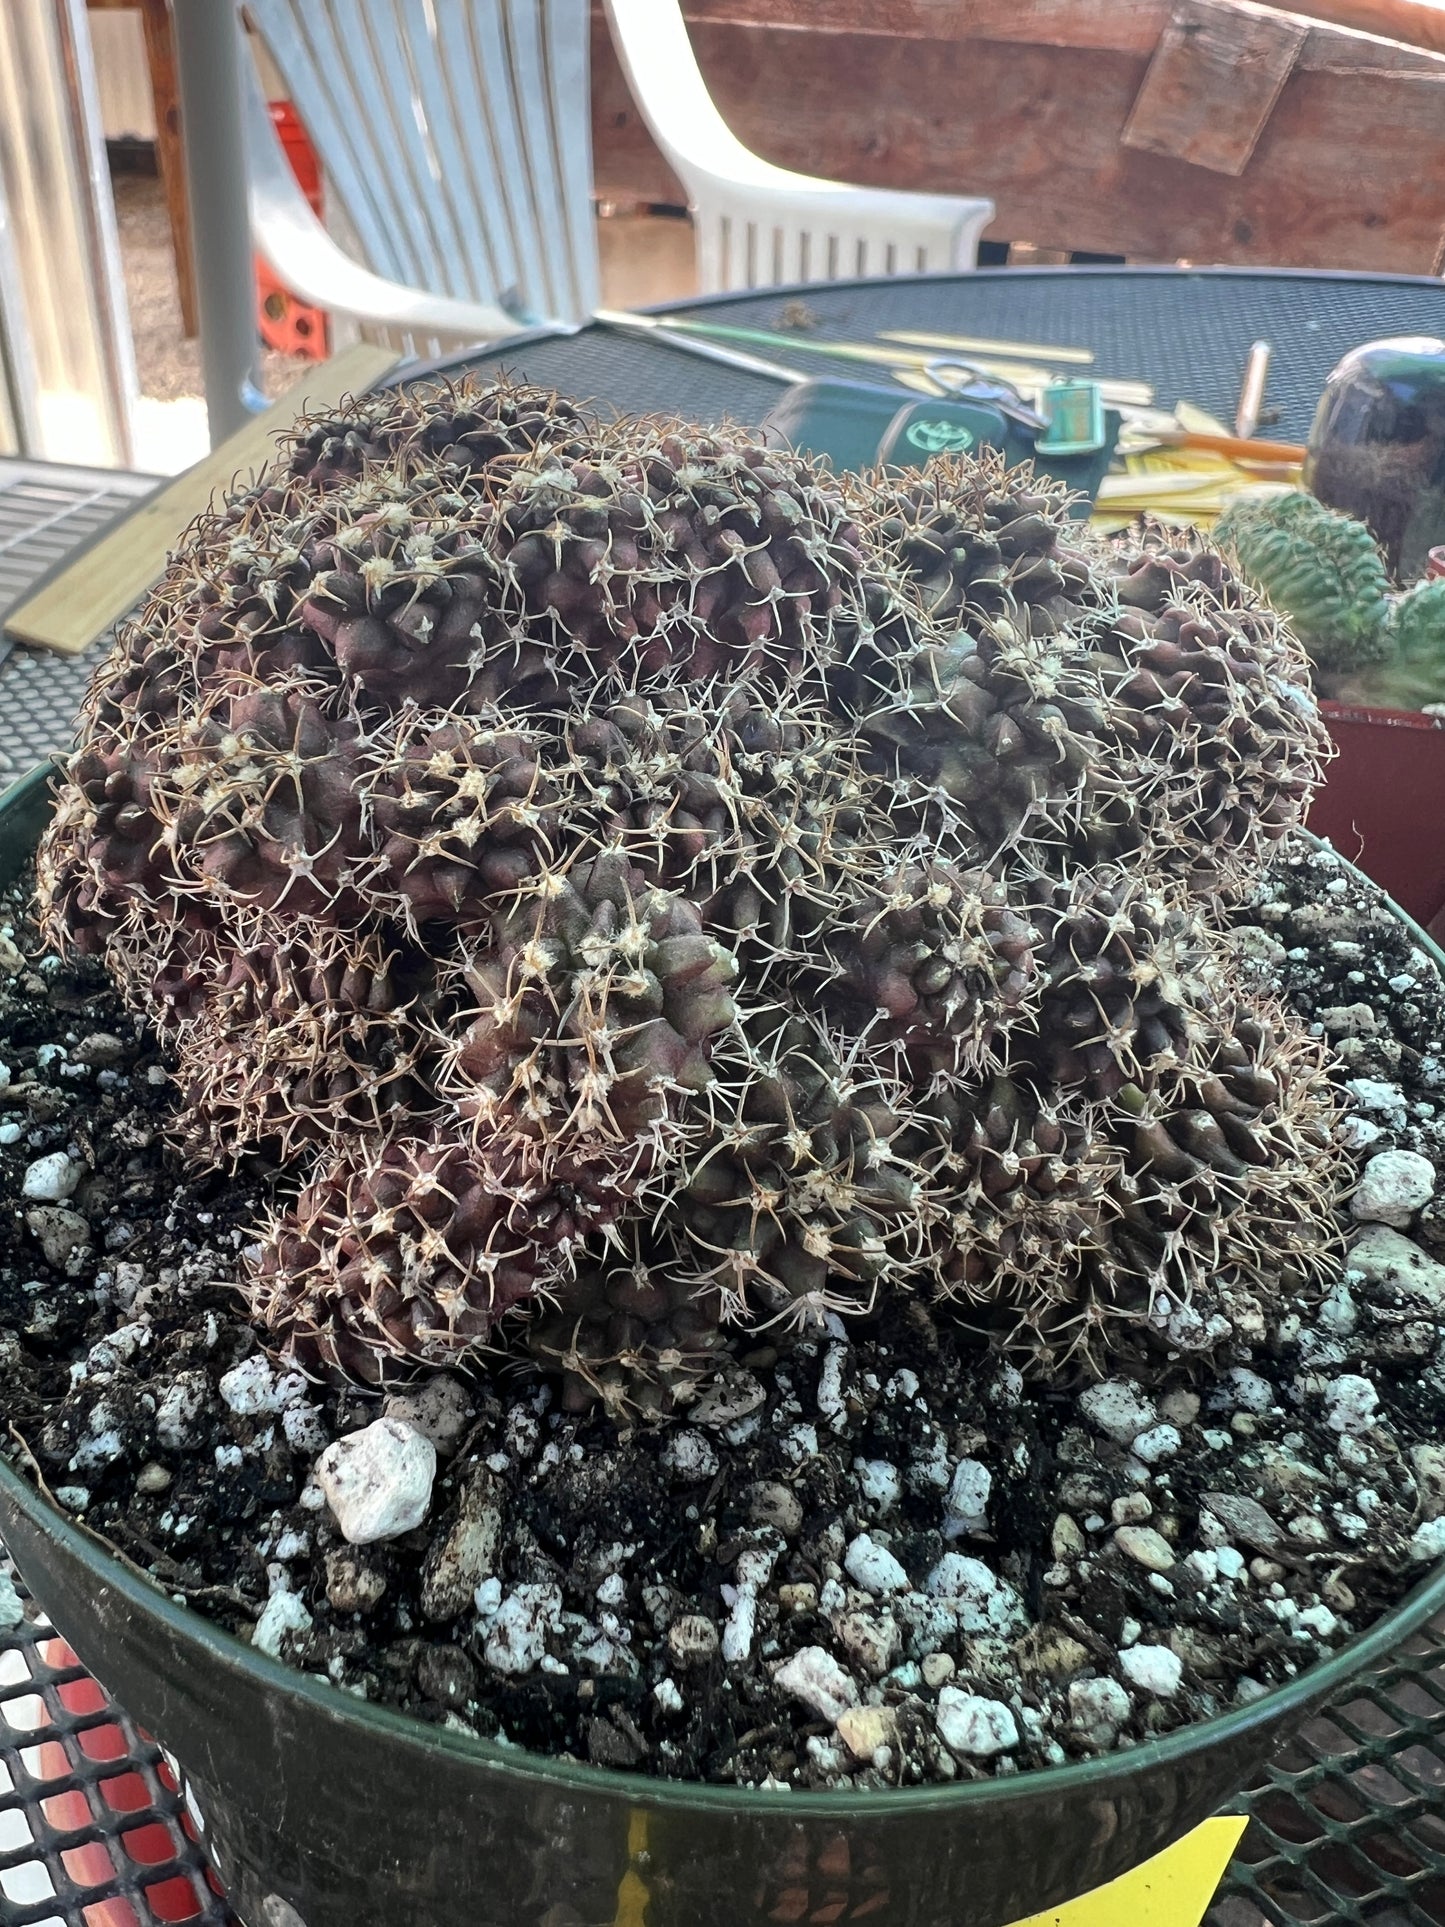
[1214,490,1393,673]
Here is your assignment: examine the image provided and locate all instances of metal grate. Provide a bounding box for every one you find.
[0,458,155,783]
[0,1566,231,1927]
[1210,1617,1445,1927]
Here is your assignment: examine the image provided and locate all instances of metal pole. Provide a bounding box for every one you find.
[171,0,263,446]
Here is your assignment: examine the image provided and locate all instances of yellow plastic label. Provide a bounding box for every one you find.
[1008,1816,1249,1927]
[613,1810,1246,1926]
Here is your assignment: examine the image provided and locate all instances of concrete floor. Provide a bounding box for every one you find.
[113,169,699,474]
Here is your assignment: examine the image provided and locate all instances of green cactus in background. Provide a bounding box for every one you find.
[1349,577,1445,712]
[1214,490,1393,673]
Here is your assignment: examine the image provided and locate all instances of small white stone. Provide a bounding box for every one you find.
[1220,1368,1275,1415]
[661,1429,718,1484]
[1408,1517,1445,1563]
[1118,1645,1183,1697]
[155,1374,207,1450]
[0,1123,21,1147]
[920,1651,955,1688]
[21,1152,82,1202]
[282,1403,329,1454]
[935,1688,1018,1759]
[1295,1604,1339,1638]
[1323,1375,1379,1435]
[1351,1150,1437,1229]
[1069,1676,1131,1729]
[943,1458,992,1538]
[252,1589,311,1659]
[843,1532,909,1596]
[1348,1226,1445,1305]
[1114,1525,1176,1573]
[1079,1380,1157,1445]
[816,1345,849,1431]
[721,1588,759,1665]
[1132,1424,1182,1466]
[1158,1389,1201,1427]
[1339,1115,1385,1153]
[773,1645,859,1722]
[484,1584,561,1675]
[219,1353,309,1417]
[653,1677,684,1714]
[1345,1078,1408,1126]
[854,1459,902,1511]
[316,1418,437,1545]
[923,1553,1027,1634]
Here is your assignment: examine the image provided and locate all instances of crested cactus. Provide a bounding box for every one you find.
[37,378,1350,1411]
[1214,490,1393,673]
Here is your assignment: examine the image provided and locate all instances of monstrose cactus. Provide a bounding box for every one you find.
[38,379,1349,1414]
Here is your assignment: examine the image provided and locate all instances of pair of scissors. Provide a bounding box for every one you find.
[921,359,1050,433]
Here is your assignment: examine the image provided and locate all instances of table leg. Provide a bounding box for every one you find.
[170,0,262,446]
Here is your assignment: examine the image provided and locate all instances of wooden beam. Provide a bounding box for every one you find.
[1260,0,1445,57]
[1122,0,1307,175]
[137,0,198,338]
[4,342,400,657]
[591,0,1445,270]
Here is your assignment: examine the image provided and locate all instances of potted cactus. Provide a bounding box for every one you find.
[4,381,1445,1927]
[1215,490,1445,930]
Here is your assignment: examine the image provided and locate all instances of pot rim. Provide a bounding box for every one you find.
[7,760,1445,1817]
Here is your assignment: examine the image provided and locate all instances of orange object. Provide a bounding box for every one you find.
[255,103,328,361]
[1157,430,1307,463]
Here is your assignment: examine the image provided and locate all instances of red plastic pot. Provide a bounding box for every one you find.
[1310,701,1445,937]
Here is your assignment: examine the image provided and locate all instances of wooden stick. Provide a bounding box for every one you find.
[879,328,1095,365]
[1259,0,1445,56]
[4,343,400,657]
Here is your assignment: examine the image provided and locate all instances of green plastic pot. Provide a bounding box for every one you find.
[4,760,1445,1927]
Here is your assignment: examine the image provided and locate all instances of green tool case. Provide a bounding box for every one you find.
[760,376,1120,515]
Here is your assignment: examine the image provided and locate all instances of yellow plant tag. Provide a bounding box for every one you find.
[1008,1816,1249,1927]
[612,1810,1247,1927]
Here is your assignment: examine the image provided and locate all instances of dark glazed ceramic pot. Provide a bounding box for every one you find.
[5,764,1445,1927]
[1304,335,1445,582]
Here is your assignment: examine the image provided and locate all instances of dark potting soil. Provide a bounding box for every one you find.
[3,839,1445,1789]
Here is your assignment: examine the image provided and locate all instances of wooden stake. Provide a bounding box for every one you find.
[4,342,400,657]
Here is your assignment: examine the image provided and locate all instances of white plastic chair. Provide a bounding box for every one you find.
[238,0,997,357]
[239,0,598,357]
[602,0,995,292]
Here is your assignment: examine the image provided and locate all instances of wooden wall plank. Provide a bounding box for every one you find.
[591,1,1445,270]
[1121,0,1307,176]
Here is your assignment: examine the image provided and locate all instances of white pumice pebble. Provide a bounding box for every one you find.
[935,1689,1018,1758]
[1351,1150,1436,1228]
[1118,1645,1183,1697]
[316,1419,437,1545]
[21,1152,82,1202]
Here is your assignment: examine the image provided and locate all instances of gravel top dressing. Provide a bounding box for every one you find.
[2,834,1444,1790]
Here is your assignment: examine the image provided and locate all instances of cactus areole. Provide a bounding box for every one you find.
[37,379,1349,1416]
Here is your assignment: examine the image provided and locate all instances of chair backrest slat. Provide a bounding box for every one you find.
[242,0,597,322]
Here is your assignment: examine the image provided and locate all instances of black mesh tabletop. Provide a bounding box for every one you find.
[419,267,1445,445]
[4,267,1445,1924]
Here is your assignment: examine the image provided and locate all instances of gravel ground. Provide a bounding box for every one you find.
[2,837,1445,1789]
